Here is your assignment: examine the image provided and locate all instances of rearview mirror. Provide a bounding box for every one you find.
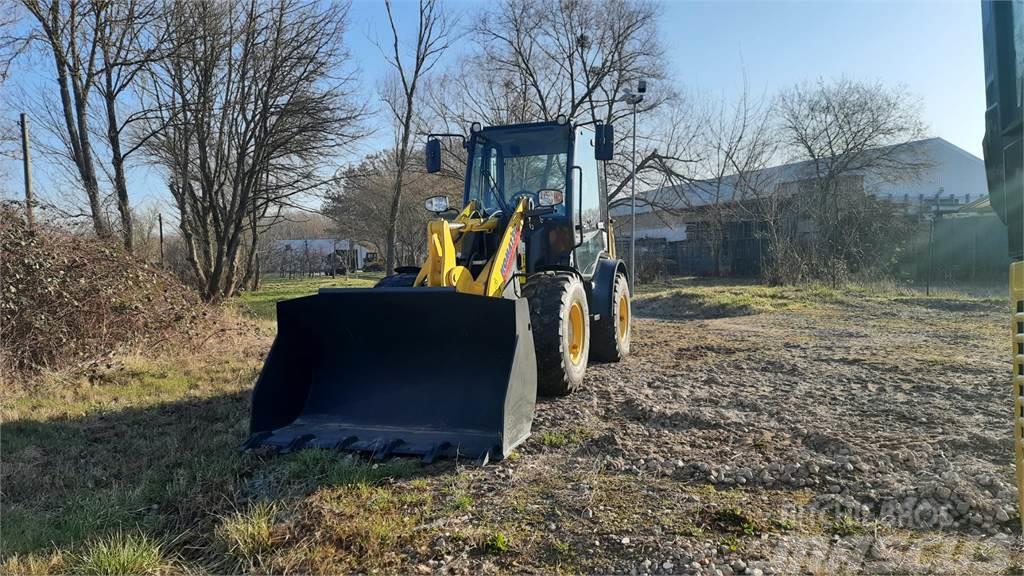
[425,139,441,173]
[595,123,614,161]
[424,195,449,213]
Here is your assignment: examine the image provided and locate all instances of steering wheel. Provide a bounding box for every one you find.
[509,190,539,208]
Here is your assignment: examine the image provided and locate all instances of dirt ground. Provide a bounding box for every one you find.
[4,281,1023,574]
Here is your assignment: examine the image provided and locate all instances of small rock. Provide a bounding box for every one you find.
[583,508,594,519]
[662,561,674,571]
[415,564,431,574]
[730,560,746,572]
[749,569,764,576]
[622,537,631,545]
[997,508,1010,522]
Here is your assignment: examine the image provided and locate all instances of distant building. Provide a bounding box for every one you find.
[610,138,991,277]
[273,239,373,275]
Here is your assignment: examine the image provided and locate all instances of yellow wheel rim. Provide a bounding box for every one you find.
[618,294,629,340]
[568,301,584,364]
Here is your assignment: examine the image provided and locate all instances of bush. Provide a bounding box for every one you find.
[0,205,213,378]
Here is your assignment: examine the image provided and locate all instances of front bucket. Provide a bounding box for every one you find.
[245,288,537,462]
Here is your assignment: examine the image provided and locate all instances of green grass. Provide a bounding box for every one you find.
[71,531,169,575]
[1,356,255,557]
[278,448,418,487]
[233,274,382,321]
[484,531,510,554]
[217,502,278,570]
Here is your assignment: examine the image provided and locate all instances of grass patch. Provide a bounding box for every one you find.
[633,280,844,319]
[1,356,253,557]
[70,531,168,575]
[713,506,759,536]
[279,449,418,488]
[539,427,592,448]
[233,275,381,321]
[829,514,865,536]
[217,502,278,570]
[484,531,511,554]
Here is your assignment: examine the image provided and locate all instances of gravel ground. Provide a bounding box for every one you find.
[434,287,1024,574]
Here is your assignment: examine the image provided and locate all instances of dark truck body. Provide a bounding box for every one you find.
[981,0,1023,258]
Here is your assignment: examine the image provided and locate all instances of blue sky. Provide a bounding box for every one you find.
[1,0,987,209]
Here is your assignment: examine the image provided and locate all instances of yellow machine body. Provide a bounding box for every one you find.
[415,199,528,297]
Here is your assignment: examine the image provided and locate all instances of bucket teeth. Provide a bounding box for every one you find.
[476,449,491,467]
[373,439,404,460]
[422,441,451,464]
[283,434,316,453]
[334,436,358,451]
[241,431,273,451]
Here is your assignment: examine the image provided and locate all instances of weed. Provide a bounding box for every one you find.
[484,531,510,554]
[541,432,568,447]
[452,493,474,512]
[680,523,706,538]
[217,502,278,569]
[71,531,167,575]
[714,506,758,535]
[719,535,740,552]
[552,539,571,554]
[829,514,864,536]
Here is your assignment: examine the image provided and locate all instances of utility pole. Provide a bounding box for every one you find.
[20,113,34,229]
[158,213,165,266]
[624,80,647,291]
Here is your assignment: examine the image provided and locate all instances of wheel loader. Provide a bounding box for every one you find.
[245,117,632,463]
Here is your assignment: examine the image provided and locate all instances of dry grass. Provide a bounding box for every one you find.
[2,276,1016,574]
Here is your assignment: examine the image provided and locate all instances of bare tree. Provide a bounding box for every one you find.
[429,0,701,213]
[144,0,366,301]
[690,87,777,275]
[776,78,928,285]
[93,0,166,252]
[19,0,111,239]
[324,148,460,266]
[380,0,451,275]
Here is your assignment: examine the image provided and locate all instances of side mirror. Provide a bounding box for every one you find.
[595,123,614,161]
[425,139,441,173]
[424,195,449,213]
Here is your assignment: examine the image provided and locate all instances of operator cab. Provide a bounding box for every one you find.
[425,119,615,278]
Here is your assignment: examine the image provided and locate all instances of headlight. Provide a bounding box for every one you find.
[424,196,449,213]
[538,189,564,207]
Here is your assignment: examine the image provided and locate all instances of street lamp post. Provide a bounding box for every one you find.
[624,80,646,292]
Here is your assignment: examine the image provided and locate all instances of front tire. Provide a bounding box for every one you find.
[523,273,590,397]
[590,273,631,361]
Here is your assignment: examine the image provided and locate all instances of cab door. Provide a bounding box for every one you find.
[572,127,609,276]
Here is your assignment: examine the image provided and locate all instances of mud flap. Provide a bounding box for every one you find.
[245,288,537,462]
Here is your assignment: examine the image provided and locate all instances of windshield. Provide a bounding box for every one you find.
[465,125,570,216]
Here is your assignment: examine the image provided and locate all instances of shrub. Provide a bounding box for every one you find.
[0,205,213,378]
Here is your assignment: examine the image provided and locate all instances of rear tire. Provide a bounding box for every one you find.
[590,273,631,361]
[523,273,590,397]
[375,272,418,287]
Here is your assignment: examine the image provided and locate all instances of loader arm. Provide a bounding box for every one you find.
[414,198,528,297]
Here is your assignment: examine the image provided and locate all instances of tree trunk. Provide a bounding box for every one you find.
[103,65,133,252]
[385,95,415,275]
